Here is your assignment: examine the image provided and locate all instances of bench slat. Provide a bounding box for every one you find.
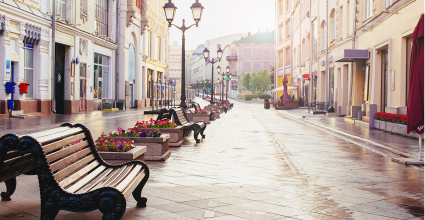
[2,153,32,170]
[46,141,89,163]
[58,160,99,188]
[109,165,135,188]
[27,127,71,139]
[76,168,114,194]
[37,128,84,145]
[66,165,106,193]
[116,165,143,192]
[89,166,127,191]
[52,152,95,181]
[5,150,23,161]
[122,169,146,199]
[43,133,86,154]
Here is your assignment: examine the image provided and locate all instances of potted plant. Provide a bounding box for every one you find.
[208,108,220,119]
[272,101,279,108]
[192,108,211,124]
[102,102,113,109]
[136,119,184,147]
[94,139,146,164]
[264,99,270,109]
[100,127,171,161]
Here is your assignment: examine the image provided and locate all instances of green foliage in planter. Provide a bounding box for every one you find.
[258,94,272,100]
[245,95,253,101]
[264,99,270,103]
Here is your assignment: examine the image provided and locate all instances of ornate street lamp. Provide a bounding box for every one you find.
[163,0,204,109]
[203,47,223,104]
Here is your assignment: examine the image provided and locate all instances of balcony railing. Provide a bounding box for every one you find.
[226,56,238,61]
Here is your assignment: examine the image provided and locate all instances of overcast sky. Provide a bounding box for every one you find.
[168,0,276,50]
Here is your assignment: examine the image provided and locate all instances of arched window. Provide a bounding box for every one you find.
[330,9,335,40]
[321,21,327,50]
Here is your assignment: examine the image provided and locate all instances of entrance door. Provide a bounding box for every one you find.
[79,63,87,111]
[381,49,388,112]
[55,44,65,114]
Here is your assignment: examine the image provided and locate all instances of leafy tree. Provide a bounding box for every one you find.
[253,68,272,93]
[238,71,251,92]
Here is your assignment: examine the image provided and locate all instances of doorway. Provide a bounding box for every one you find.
[129,45,136,108]
[79,63,87,111]
[55,43,65,114]
[381,49,388,112]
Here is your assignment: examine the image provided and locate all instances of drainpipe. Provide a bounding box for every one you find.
[115,0,120,106]
[51,0,56,114]
[348,0,357,116]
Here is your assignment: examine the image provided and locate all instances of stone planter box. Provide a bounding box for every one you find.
[374,120,380,129]
[213,111,220,119]
[283,101,298,108]
[192,114,210,124]
[100,135,171,161]
[399,124,408,136]
[379,121,386,130]
[386,122,399,134]
[98,146,146,165]
[137,127,184,147]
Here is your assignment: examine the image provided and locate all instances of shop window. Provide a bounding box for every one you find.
[24,43,34,99]
[385,0,393,9]
[95,0,108,36]
[94,53,109,99]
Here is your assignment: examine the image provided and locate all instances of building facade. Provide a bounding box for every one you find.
[276,0,423,120]
[0,0,170,116]
[168,41,193,99]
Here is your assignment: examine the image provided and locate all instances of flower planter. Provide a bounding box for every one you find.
[100,135,171,161]
[264,102,270,109]
[213,111,220,119]
[98,146,146,165]
[398,124,408,136]
[283,101,298,108]
[386,122,399,134]
[374,120,380,129]
[379,121,386,130]
[103,104,113,109]
[137,127,184,147]
[192,114,210,124]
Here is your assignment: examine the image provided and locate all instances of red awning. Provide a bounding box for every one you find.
[303,74,309,79]
[407,14,424,135]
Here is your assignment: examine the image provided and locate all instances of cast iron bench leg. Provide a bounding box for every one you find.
[1,177,16,201]
[132,172,149,208]
[193,125,201,143]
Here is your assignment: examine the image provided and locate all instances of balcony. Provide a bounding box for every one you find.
[226,56,238,61]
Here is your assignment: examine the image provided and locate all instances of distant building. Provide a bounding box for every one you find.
[168,41,193,97]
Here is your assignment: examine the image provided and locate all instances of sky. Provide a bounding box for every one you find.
[168,0,276,50]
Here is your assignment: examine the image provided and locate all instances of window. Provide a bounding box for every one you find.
[297,45,301,66]
[385,0,393,8]
[285,48,290,66]
[157,36,161,60]
[147,69,153,98]
[244,49,251,57]
[339,6,343,37]
[406,37,412,105]
[81,0,88,15]
[286,0,291,11]
[93,53,109,99]
[286,20,291,38]
[322,22,327,50]
[279,23,283,42]
[147,31,151,57]
[254,63,260,72]
[279,50,283,68]
[95,0,108,36]
[365,0,373,19]
[331,12,335,39]
[24,43,33,99]
[254,49,261,57]
[244,62,250,72]
[302,40,305,60]
[56,0,66,20]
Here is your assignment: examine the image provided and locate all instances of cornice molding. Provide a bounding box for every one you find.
[56,23,118,50]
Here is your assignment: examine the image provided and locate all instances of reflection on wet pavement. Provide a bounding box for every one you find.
[0,99,423,220]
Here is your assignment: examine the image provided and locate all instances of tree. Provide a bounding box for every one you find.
[253,68,272,93]
[238,71,251,92]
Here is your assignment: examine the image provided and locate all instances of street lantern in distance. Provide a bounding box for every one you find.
[226,66,230,73]
[217,65,221,73]
[203,47,210,59]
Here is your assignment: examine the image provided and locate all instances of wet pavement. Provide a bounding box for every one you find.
[0,98,423,220]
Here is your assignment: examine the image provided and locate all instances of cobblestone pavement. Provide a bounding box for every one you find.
[0,98,423,220]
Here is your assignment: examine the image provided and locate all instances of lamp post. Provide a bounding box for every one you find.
[203,48,223,104]
[163,0,204,109]
[220,66,232,101]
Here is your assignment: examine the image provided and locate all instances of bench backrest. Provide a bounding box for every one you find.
[192,103,201,111]
[156,108,172,122]
[171,107,190,125]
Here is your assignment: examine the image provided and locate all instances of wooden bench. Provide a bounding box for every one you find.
[158,107,207,143]
[0,123,149,220]
[191,103,216,120]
